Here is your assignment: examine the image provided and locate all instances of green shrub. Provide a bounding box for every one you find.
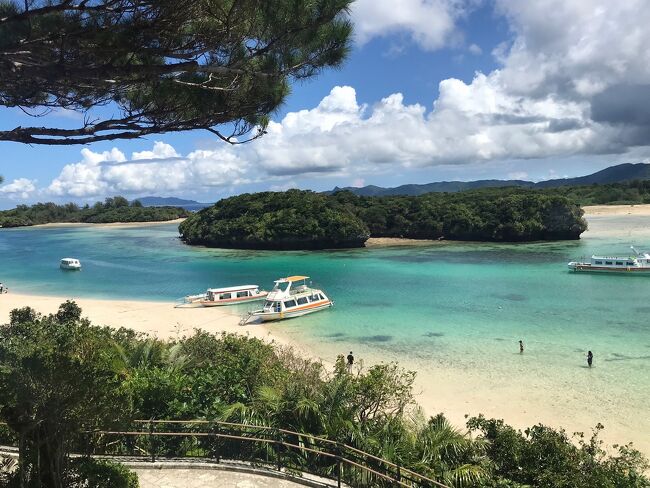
[68,459,139,488]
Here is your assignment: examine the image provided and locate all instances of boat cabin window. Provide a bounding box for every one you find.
[273,282,290,293]
[297,297,308,305]
[605,261,613,265]
[284,300,296,308]
[626,261,634,266]
[595,261,602,265]
[615,261,623,266]
[236,291,249,298]
[219,293,231,300]
[317,294,325,300]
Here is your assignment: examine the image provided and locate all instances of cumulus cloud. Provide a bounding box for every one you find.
[0,178,37,199]
[351,0,470,51]
[48,142,249,198]
[40,2,650,198]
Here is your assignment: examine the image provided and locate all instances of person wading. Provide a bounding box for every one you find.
[587,350,593,368]
[519,340,524,354]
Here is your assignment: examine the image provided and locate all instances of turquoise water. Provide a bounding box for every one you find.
[1,218,649,449]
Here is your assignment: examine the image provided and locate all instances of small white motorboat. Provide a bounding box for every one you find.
[176,285,268,307]
[250,276,333,322]
[60,258,81,270]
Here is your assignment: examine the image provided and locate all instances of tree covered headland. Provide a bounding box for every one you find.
[179,188,587,249]
[0,196,189,228]
[179,189,371,249]
[0,302,648,487]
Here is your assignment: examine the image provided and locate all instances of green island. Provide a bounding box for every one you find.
[179,188,588,250]
[0,302,647,487]
[0,196,189,228]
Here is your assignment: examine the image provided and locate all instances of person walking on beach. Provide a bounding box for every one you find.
[346,351,354,372]
[519,340,524,354]
[587,351,593,368]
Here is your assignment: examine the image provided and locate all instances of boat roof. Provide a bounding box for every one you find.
[61,258,79,261]
[275,275,309,283]
[207,285,259,293]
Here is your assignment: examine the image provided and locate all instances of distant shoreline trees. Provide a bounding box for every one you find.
[179,188,588,250]
[0,196,188,227]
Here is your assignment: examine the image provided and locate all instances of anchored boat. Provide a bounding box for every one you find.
[177,285,268,307]
[250,276,333,322]
[60,258,81,270]
[568,247,650,274]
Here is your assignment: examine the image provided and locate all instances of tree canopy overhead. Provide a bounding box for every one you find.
[0,0,352,145]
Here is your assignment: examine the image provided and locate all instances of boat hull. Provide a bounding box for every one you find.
[253,301,333,321]
[568,263,650,273]
[60,265,81,270]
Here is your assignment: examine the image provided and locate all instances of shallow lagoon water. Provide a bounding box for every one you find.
[1,217,649,450]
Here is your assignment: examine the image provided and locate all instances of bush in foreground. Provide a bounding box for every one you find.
[0,302,647,487]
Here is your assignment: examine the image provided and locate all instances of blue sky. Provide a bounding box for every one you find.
[2,0,650,206]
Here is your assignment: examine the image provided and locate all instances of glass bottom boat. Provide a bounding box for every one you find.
[568,247,650,274]
[177,285,268,307]
[251,276,333,321]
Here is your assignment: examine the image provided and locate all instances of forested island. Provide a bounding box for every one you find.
[179,188,587,250]
[179,190,371,250]
[1,302,647,487]
[0,196,189,228]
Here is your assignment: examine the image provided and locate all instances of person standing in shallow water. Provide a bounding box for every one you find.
[587,351,593,368]
[519,340,524,354]
[346,351,354,372]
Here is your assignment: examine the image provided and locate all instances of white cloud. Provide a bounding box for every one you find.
[0,178,37,199]
[132,141,180,160]
[35,2,650,199]
[468,43,482,55]
[48,143,248,198]
[351,0,471,51]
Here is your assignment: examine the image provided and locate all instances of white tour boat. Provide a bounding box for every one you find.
[177,285,268,307]
[60,258,82,270]
[250,276,333,322]
[568,247,650,274]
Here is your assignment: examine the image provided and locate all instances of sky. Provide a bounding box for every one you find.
[2,0,650,206]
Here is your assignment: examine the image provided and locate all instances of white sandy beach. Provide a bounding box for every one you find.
[583,204,650,217]
[30,218,186,229]
[0,292,280,343]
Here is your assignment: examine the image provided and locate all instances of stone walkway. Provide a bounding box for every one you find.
[134,468,312,487]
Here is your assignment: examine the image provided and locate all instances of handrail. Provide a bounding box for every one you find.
[82,419,451,488]
[0,419,450,487]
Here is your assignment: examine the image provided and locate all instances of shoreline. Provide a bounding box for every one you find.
[0,291,318,365]
[583,203,650,217]
[2,290,647,456]
[27,218,186,229]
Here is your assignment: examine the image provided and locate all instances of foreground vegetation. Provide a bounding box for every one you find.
[180,188,587,249]
[0,196,189,227]
[0,302,647,487]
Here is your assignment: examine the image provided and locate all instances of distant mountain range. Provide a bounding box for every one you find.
[134,196,211,210]
[328,163,650,197]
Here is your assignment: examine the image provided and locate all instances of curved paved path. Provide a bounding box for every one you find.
[135,468,310,488]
